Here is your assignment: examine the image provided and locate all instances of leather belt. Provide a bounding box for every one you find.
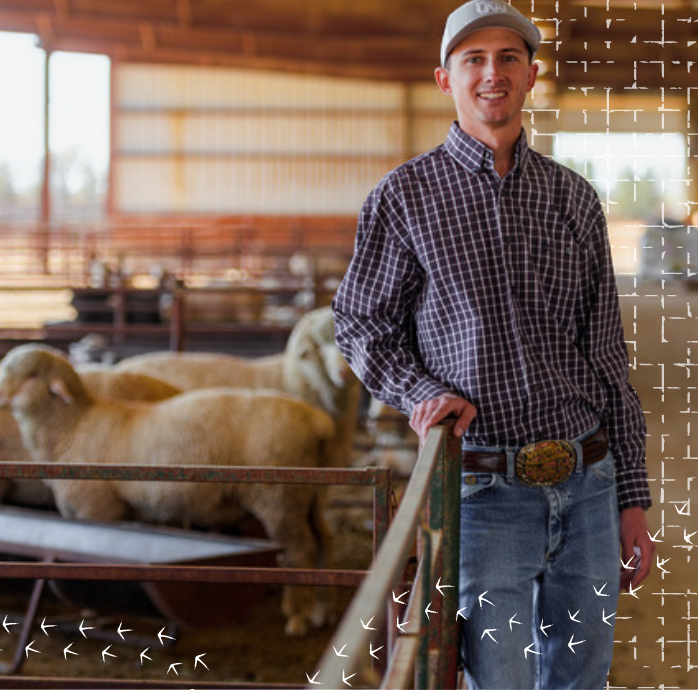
[462,428,609,487]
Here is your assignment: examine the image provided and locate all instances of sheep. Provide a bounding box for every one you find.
[0,365,182,509]
[0,344,334,637]
[115,306,362,467]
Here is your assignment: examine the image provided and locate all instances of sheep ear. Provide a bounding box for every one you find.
[49,378,74,404]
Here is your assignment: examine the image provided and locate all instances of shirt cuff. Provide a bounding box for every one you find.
[615,465,653,512]
[402,378,454,416]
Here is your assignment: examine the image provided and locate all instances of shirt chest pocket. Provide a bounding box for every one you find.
[533,236,581,326]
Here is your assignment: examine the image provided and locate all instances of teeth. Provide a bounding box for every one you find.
[480,92,506,100]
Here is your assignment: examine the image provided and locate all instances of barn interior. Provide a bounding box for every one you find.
[0,0,696,687]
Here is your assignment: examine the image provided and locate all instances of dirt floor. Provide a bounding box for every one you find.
[2,276,698,688]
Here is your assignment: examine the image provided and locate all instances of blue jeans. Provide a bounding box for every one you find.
[459,426,621,690]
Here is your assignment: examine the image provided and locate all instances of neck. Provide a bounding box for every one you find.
[459,121,521,177]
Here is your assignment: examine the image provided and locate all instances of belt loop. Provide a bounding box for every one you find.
[506,449,516,483]
[572,440,584,473]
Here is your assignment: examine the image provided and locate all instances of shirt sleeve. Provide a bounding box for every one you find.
[581,197,651,512]
[332,183,453,416]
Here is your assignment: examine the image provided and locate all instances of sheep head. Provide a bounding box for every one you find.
[290,307,355,389]
[0,345,91,413]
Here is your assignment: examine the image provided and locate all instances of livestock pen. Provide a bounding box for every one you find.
[0,422,461,688]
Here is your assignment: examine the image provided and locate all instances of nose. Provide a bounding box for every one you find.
[482,58,502,83]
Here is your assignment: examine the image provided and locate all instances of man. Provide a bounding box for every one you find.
[332,1,654,688]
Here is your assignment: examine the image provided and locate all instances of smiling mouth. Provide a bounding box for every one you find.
[479,92,507,100]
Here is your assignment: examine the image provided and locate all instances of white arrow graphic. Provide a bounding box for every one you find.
[675,500,690,515]
[140,648,152,664]
[649,529,663,543]
[481,629,498,643]
[194,653,208,670]
[397,618,409,633]
[167,663,182,676]
[436,577,454,596]
[333,644,349,658]
[343,670,356,686]
[509,614,521,631]
[456,607,468,621]
[568,635,586,653]
[657,556,671,574]
[685,529,697,545]
[524,643,541,659]
[63,643,78,659]
[41,618,56,636]
[360,617,376,630]
[628,581,644,599]
[306,671,322,685]
[568,609,581,623]
[158,627,175,645]
[594,583,609,597]
[79,619,95,638]
[425,602,437,620]
[3,616,17,634]
[25,641,40,658]
[540,619,553,637]
[117,622,133,640]
[102,645,116,662]
[370,643,383,660]
[620,556,634,570]
[602,609,616,626]
[479,591,494,608]
[392,590,409,605]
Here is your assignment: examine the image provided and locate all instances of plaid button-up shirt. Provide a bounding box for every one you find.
[333,123,651,512]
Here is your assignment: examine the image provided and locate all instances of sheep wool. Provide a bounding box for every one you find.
[115,306,362,466]
[0,344,335,637]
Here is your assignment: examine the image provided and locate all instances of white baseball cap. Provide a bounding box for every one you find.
[441,0,541,67]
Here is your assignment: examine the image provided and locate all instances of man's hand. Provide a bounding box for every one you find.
[409,392,477,445]
[619,506,655,591]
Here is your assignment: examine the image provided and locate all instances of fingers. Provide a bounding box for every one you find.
[454,404,477,438]
[629,530,656,588]
[409,393,477,444]
[619,507,656,591]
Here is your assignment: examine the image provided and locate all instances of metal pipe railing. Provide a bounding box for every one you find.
[0,462,392,686]
[313,420,462,689]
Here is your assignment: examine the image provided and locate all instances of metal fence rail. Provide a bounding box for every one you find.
[314,421,462,689]
[0,462,391,687]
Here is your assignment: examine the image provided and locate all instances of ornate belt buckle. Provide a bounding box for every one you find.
[515,440,576,487]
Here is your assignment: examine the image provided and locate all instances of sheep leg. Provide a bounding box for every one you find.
[243,485,323,637]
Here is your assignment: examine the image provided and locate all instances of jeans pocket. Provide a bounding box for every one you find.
[588,452,616,483]
[461,473,498,502]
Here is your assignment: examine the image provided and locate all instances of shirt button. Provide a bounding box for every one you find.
[531,384,541,393]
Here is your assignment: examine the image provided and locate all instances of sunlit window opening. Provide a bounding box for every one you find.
[0,32,44,221]
[553,132,690,276]
[0,31,110,223]
[50,51,110,221]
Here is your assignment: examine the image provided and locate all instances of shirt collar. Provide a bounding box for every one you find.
[444,122,530,177]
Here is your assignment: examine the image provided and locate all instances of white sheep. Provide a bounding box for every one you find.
[0,345,335,637]
[115,306,362,467]
[0,365,182,508]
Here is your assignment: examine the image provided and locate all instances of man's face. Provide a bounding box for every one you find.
[435,27,538,140]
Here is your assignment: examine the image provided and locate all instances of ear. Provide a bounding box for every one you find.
[49,378,74,404]
[527,61,539,92]
[434,66,452,96]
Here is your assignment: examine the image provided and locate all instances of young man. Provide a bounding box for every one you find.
[332,1,654,687]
